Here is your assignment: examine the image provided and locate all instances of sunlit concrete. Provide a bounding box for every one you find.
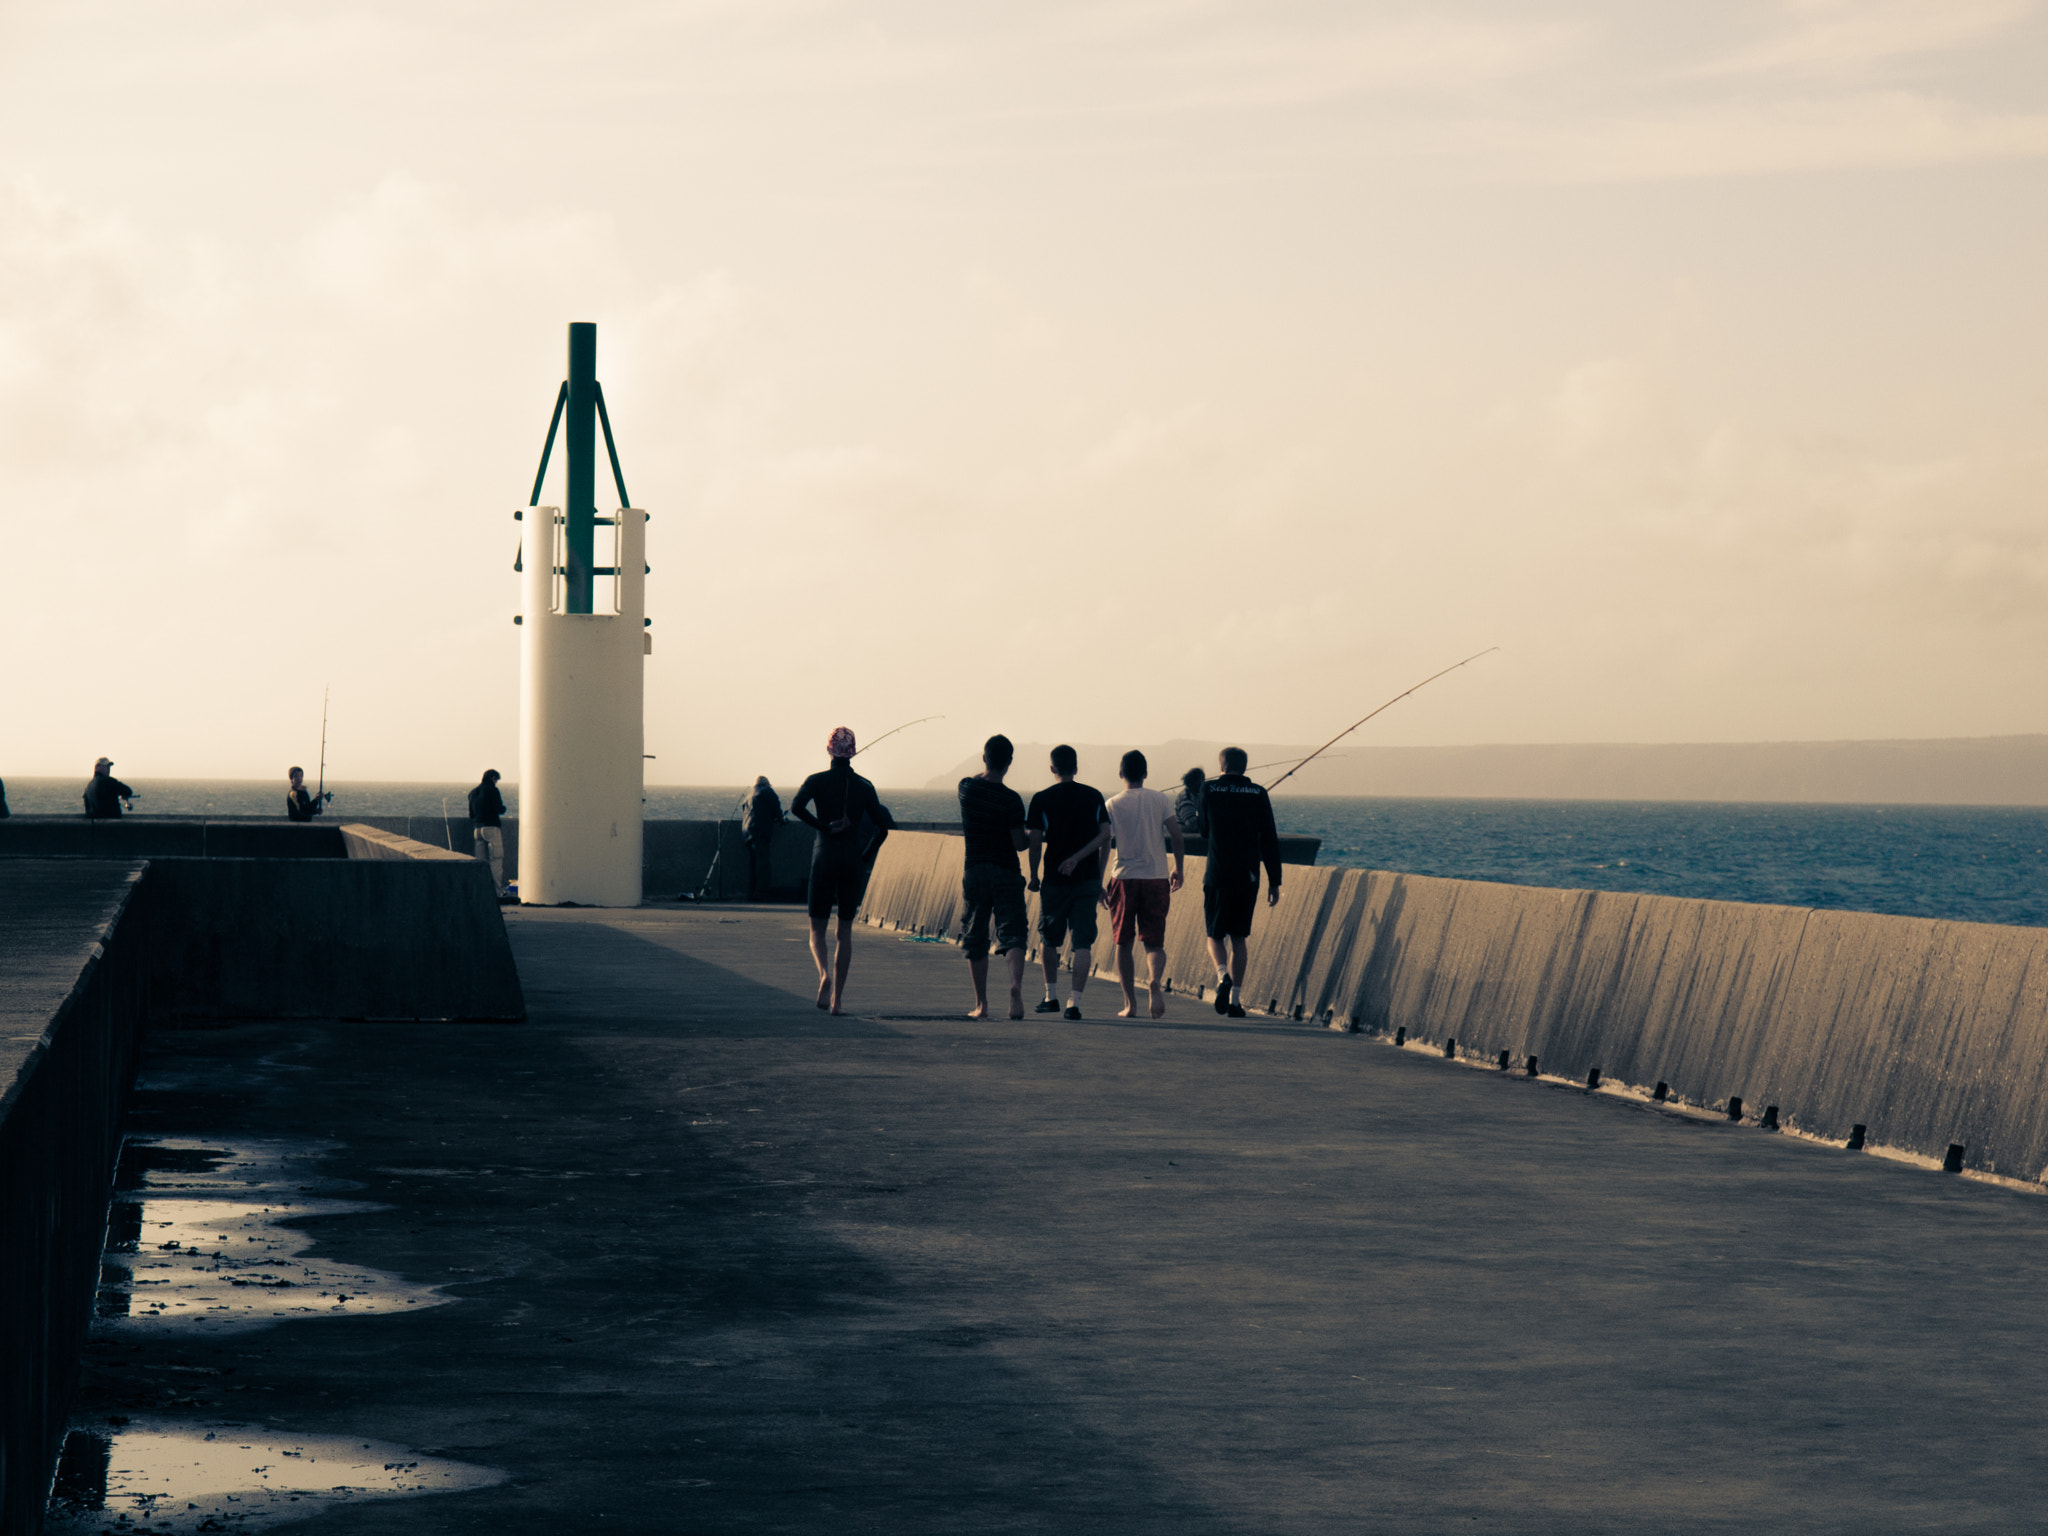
[61,903,2048,1533]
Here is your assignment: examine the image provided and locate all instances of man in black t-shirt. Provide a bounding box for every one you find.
[1197,745,1283,1017]
[793,727,897,1014]
[958,733,1029,1021]
[1025,744,1107,1020]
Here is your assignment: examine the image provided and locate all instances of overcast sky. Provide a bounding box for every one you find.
[3,0,2044,789]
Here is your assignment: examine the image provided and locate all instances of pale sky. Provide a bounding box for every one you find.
[3,0,2044,790]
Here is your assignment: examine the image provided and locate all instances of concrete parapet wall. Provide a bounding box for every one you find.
[138,859,524,1022]
[0,862,151,1535]
[857,834,2048,1175]
[0,819,345,859]
[340,823,475,862]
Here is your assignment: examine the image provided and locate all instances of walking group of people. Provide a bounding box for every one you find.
[790,727,1282,1024]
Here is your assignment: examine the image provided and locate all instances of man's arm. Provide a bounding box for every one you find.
[1258,791,1283,899]
[1027,827,1044,888]
[790,778,823,832]
[1166,813,1185,893]
[1061,823,1111,879]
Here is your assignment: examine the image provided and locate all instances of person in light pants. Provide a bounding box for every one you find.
[468,768,508,896]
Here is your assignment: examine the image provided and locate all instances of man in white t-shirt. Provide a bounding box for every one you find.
[1070,749,1185,1019]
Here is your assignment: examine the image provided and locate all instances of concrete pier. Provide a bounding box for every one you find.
[49,903,2048,1531]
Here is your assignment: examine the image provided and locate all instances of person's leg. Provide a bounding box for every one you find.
[831,915,855,1014]
[1146,946,1168,1019]
[1005,946,1027,1019]
[808,918,832,1009]
[1069,948,1091,1000]
[1230,935,1249,987]
[968,955,991,1018]
[1036,890,1066,1010]
[963,868,995,1019]
[1206,936,1230,979]
[1065,883,1098,1011]
[995,875,1031,1020]
[1041,942,1061,998]
[1115,941,1139,1017]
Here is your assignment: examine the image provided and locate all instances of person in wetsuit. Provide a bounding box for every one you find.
[791,726,897,1015]
[1197,745,1282,1018]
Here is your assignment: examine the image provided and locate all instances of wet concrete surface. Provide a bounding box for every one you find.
[58,903,2048,1532]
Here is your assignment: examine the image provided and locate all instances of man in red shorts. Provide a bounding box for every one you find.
[1078,750,1185,1019]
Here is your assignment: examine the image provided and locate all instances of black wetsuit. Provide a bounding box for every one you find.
[287,785,324,822]
[792,762,896,920]
[83,775,133,819]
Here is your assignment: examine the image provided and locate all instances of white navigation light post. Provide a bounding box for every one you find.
[515,322,649,906]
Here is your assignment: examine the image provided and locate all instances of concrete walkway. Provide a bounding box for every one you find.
[66,904,2048,1533]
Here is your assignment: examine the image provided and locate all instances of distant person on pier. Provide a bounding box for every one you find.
[740,776,785,900]
[83,758,136,819]
[1198,746,1282,1019]
[958,734,1030,1021]
[0,778,10,817]
[1174,767,1206,834]
[793,728,896,1014]
[467,769,509,897]
[1026,744,1107,1020]
[1075,750,1184,1020]
[285,766,331,822]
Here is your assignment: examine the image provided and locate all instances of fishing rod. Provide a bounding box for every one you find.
[317,684,332,810]
[853,715,944,756]
[1264,647,1499,793]
[1249,751,1351,774]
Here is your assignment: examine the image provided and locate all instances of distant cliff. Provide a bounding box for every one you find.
[927,736,2048,806]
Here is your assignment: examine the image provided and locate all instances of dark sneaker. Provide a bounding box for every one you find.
[1213,975,1233,1015]
[1034,997,1062,1013]
[1226,1003,1247,1019]
[1064,1003,1082,1021]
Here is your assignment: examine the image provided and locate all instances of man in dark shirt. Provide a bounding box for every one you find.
[286,766,331,822]
[83,758,135,819]
[467,770,508,896]
[740,776,784,900]
[793,727,897,1014]
[958,733,1029,1021]
[1025,744,1107,1020]
[1198,745,1283,1017]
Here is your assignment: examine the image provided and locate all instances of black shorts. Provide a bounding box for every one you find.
[808,849,872,921]
[1202,867,1261,939]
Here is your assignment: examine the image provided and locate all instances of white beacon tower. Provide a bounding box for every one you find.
[515,322,649,905]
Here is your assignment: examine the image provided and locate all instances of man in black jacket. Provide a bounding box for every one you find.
[740,776,784,900]
[468,770,509,896]
[83,758,135,819]
[1198,746,1282,1018]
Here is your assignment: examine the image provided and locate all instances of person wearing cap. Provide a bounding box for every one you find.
[792,728,897,1014]
[286,766,331,822]
[467,769,509,896]
[83,758,136,819]
[740,775,785,900]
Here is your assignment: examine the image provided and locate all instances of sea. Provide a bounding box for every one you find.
[6,778,2044,930]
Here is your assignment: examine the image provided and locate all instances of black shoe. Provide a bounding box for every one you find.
[1213,975,1233,1015]
[1065,1003,1082,1021]
[1226,1003,1247,1019]
[1034,997,1062,1013]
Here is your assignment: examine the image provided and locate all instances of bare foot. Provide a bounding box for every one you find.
[1149,986,1166,1020]
[829,1004,845,1017]
[815,976,831,1010]
[1116,999,1139,1019]
[967,1002,990,1020]
[1007,988,1024,1021]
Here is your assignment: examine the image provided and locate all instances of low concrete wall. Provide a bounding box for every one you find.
[858,833,2048,1176]
[340,823,475,862]
[0,862,150,1535]
[0,819,345,859]
[136,858,524,1022]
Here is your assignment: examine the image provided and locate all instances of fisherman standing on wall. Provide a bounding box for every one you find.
[83,757,136,819]
[1174,766,1206,834]
[1199,746,1282,1019]
[741,776,784,900]
[285,766,331,821]
[468,769,509,897]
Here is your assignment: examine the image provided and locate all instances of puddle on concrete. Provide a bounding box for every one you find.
[97,1138,448,1335]
[45,1419,505,1534]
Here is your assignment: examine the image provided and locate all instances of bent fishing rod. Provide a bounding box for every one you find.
[317,684,331,807]
[854,715,944,756]
[1264,647,1500,792]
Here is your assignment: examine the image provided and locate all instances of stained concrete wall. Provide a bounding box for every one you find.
[858,834,2048,1176]
[137,858,523,1021]
[0,862,151,1536]
[0,819,345,859]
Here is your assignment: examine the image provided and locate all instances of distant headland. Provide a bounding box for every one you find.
[928,735,2048,806]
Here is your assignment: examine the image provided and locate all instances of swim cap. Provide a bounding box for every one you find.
[826,726,857,758]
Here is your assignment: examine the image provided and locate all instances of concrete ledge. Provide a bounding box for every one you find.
[0,819,344,859]
[138,859,525,1022]
[0,862,150,1534]
[340,822,475,862]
